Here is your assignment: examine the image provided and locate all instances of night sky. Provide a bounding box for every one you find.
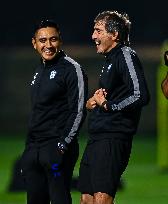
[1,0,168,46]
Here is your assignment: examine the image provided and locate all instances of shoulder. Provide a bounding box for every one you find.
[63,56,81,68]
[121,46,140,63]
[118,46,137,58]
[63,55,86,75]
[116,46,140,65]
[115,46,142,74]
[62,56,87,82]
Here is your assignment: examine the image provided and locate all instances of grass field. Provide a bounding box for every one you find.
[0,134,168,204]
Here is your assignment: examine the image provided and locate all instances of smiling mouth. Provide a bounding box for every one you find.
[43,49,55,55]
[95,41,101,46]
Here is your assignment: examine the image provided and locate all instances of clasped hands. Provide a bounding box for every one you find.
[86,88,107,110]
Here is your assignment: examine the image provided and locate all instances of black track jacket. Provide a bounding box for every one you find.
[88,44,150,140]
[27,50,88,145]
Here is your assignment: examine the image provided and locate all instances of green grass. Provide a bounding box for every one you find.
[0,135,168,204]
[115,137,168,204]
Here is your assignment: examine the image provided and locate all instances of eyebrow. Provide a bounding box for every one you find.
[37,36,59,40]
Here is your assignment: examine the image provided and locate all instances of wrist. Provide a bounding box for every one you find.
[57,141,67,153]
[101,100,108,110]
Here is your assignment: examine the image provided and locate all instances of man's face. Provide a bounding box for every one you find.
[92,20,118,54]
[32,27,62,62]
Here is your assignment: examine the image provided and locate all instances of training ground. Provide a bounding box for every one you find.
[0,134,168,204]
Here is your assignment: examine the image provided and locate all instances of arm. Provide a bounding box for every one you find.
[161,72,168,99]
[95,48,150,112]
[58,61,88,153]
[161,51,168,99]
[86,96,97,110]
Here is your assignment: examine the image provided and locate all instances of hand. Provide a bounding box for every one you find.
[93,88,107,106]
[95,88,107,97]
[57,142,67,154]
[164,51,168,66]
[86,97,97,110]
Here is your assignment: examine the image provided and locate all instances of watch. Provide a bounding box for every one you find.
[101,100,107,108]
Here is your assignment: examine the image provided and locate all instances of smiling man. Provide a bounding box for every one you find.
[78,11,150,204]
[20,19,88,204]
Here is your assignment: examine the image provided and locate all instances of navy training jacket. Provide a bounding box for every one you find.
[88,44,150,140]
[27,50,88,145]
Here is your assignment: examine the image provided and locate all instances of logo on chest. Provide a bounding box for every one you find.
[100,64,112,77]
[31,73,38,85]
[107,64,112,72]
[50,70,57,79]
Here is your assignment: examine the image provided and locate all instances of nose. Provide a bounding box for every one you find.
[92,31,96,40]
[46,40,52,47]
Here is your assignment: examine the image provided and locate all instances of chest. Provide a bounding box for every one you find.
[99,61,120,91]
[30,67,66,102]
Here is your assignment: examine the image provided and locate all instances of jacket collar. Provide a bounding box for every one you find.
[104,43,122,60]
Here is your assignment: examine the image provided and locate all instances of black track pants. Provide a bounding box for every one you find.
[21,140,79,204]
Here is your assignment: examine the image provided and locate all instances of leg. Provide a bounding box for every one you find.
[25,166,50,204]
[93,192,114,204]
[80,193,93,204]
[78,141,94,202]
[40,140,79,204]
[47,168,70,204]
[21,148,50,204]
[80,137,132,204]
[62,140,79,203]
[90,138,132,202]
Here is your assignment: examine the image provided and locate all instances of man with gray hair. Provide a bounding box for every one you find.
[78,10,150,204]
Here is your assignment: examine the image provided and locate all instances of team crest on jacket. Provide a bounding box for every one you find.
[50,70,57,79]
[31,73,38,85]
[107,64,112,72]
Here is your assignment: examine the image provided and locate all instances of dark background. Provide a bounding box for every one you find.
[1,0,167,46]
[0,0,168,136]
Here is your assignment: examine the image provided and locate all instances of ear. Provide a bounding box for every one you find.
[111,31,119,41]
[32,38,37,50]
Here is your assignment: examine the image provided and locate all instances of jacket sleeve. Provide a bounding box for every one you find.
[60,59,88,145]
[106,47,150,111]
